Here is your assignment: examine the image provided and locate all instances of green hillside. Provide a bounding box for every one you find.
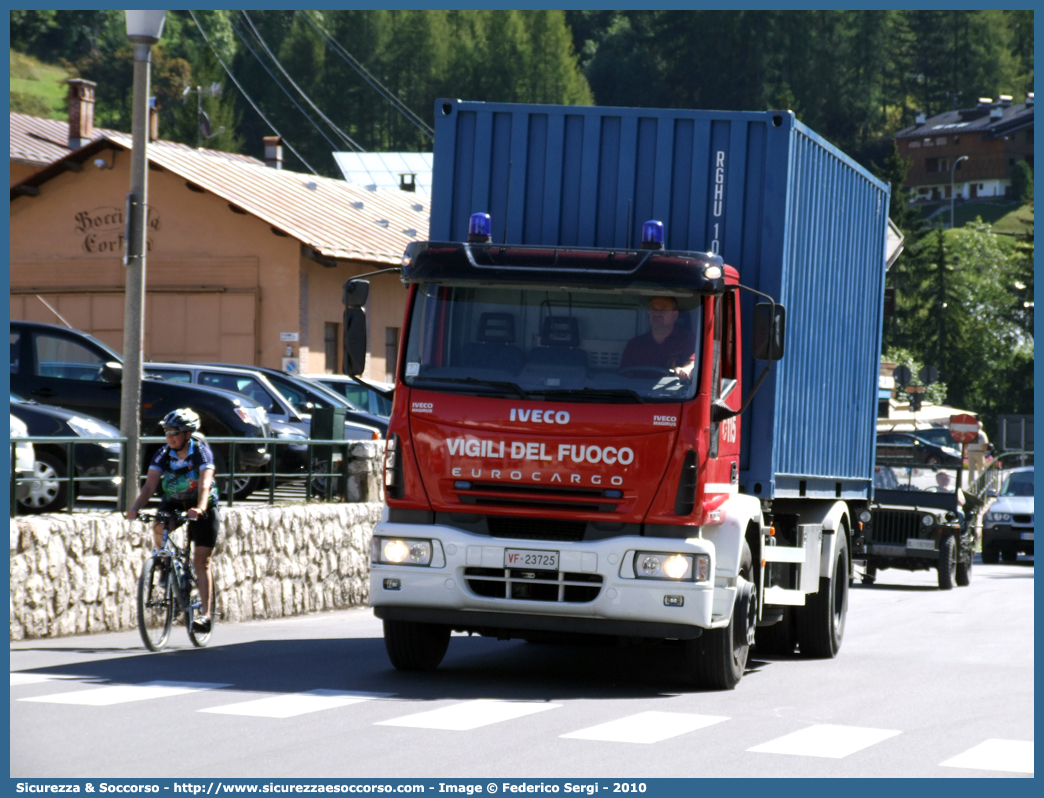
[10,49,70,119]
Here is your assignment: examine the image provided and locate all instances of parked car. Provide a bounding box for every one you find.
[10,412,38,502]
[10,394,121,513]
[199,363,388,436]
[982,466,1034,564]
[10,321,272,500]
[304,373,393,419]
[875,432,963,467]
[144,361,382,440]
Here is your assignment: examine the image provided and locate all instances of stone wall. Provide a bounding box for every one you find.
[10,442,387,641]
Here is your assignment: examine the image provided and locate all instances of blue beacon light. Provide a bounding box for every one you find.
[468,212,492,243]
[641,220,664,250]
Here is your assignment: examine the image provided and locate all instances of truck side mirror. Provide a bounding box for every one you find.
[343,279,370,377]
[752,303,786,361]
[101,361,123,384]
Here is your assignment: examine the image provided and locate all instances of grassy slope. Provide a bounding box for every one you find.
[10,50,70,120]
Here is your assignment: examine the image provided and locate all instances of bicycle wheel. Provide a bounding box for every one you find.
[187,575,216,648]
[137,556,174,652]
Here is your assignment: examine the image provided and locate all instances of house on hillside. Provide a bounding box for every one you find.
[894,94,1034,203]
[10,79,429,381]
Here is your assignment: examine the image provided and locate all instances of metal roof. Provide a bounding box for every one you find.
[11,122,430,266]
[895,100,1034,140]
[332,151,433,196]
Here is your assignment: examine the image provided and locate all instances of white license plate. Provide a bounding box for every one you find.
[1020,532,1034,541]
[906,538,936,551]
[504,549,559,569]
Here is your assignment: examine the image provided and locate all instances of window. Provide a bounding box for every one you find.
[324,322,339,373]
[908,141,921,149]
[922,138,934,147]
[10,332,20,374]
[145,368,192,383]
[936,137,947,146]
[385,327,400,382]
[200,372,276,412]
[34,334,105,380]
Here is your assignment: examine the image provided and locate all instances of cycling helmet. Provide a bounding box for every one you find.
[161,408,201,432]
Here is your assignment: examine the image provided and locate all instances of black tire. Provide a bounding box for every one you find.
[18,451,69,514]
[937,535,957,589]
[211,450,256,502]
[1001,547,1018,563]
[797,528,849,659]
[137,556,173,652]
[383,619,451,671]
[685,542,754,689]
[187,574,216,648]
[956,553,972,587]
[981,545,1000,564]
[755,607,796,656]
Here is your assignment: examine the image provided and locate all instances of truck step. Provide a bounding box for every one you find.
[763,586,808,606]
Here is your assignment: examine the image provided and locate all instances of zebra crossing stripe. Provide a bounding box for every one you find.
[376,699,561,730]
[747,724,901,758]
[10,673,82,686]
[940,739,1034,774]
[561,711,729,744]
[19,680,230,706]
[200,690,393,718]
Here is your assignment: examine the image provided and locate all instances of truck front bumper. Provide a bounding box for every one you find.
[368,522,718,639]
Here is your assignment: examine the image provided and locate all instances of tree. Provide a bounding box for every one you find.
[1011,160,1033,202]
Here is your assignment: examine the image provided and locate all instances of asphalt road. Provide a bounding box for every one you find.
[11,555,1033,779]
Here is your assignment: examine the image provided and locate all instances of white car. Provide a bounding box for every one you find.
[982,466,1033,563]
[10,413,38,501]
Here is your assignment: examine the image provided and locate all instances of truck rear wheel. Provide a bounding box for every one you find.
[797,528,848,658]
[383,619,451,671]
[686,542,753,690]
[937,535,956,590]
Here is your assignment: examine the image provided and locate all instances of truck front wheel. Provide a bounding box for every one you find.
[797,528,848,658]
[686,542,754,690]
[383,619,451,671]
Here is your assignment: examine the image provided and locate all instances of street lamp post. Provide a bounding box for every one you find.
[120,10,166,510]
[949,155,969,229]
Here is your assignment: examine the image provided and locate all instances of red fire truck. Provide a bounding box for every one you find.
[343,101,891,689]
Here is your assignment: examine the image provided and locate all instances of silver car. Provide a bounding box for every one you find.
[982,466,1034,563]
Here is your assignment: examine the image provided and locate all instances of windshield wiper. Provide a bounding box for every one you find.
[535,387,646,404]
[410,376,529,399]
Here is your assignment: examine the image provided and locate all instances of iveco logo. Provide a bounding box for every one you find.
[412,402,434,413]
[653,415,677,426]
[510,408,570,424]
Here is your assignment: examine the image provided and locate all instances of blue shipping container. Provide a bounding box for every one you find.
[429,100,890,500]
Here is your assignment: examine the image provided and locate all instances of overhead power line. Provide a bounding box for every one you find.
[299,10,434,140]
[188,10,319,175]
[240,10,365,153]
[228,18,341,153]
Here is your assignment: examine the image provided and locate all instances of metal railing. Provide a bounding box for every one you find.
[968,450,1034,500]
[10,435,381,515]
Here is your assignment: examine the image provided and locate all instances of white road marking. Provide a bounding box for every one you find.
[940,739,1034,774]
[19,680,229,706]
[561,711,729,744]
[10,673,82,686]
[200,690,393,719]
[748,724,902,758]
[376,699,560,731]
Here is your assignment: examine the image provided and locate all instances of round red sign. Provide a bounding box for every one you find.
[949,413,979,444]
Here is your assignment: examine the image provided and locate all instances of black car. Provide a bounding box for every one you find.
[875,432,963,467]
[10,321,272,489]
[10,394,122,513]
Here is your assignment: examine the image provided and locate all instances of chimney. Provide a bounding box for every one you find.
[1027,92,1035,108]
[66,78,97,150]
[990,104,1004,120]
[148,97,160,142]
[399,173,416,192]
[999,94,1013,107]
[978,97,993,108]
[915,110,926,125]
[263,136,283,169]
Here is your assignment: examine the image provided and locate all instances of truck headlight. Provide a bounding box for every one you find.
[634,552,709,582]
[372,536,432,566]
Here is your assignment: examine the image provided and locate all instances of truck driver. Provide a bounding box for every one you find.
[620,295,697,380]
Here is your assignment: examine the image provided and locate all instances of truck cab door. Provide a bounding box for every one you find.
[707,292,741,483]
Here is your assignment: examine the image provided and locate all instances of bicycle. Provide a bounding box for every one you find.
[135,510,215,651]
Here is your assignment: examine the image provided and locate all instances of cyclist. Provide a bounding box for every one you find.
[126,408,219,633]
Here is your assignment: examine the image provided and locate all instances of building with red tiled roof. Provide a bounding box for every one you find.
[895,94,1034,203]
[10,80,428,379]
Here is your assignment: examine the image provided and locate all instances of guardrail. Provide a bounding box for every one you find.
[10,435,383,516]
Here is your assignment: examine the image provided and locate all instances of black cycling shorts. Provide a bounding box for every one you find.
[158,499,220,549]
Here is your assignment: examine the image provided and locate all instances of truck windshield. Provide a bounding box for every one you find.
[403,284,702,403]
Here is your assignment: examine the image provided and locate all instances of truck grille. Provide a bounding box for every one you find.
[487,516,586,541]
[464,567,602,603]
[869,509,922,545]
